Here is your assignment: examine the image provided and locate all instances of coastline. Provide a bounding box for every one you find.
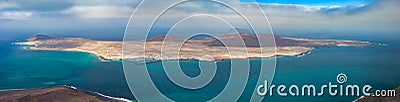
[13,34,379,62]
[0,85,133,102]
[17,44,316,63]
[18,45,310,63]
[5,34,394,100]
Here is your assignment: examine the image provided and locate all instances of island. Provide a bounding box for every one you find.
[14,34,380,62]
[9,34,383,101]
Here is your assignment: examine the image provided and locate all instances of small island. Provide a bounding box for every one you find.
[14,34,379,62]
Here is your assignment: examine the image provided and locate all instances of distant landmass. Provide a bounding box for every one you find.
[14,34,380,62]
[27,35,54,42]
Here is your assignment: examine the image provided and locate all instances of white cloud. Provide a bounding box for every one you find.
[0,11,33,20]
[0,1,33,21]
[126,0,399,33]
[0,1,18,10]
[63,6,133,19]
[71,0,139,6]
[0,0,398,34]
[261,3,353,12]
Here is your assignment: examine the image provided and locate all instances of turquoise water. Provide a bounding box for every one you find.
[0,36,399,101]
[0,41,132,99]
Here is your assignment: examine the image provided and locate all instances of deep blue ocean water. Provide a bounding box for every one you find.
[0,34,398,101]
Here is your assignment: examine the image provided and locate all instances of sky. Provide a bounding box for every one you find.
[241,0,375,6]
[0,0,399,40]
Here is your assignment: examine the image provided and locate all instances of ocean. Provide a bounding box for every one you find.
[0,34,398,101]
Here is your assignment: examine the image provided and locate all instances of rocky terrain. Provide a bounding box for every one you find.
[0,85,131,102]
[15,34,378,62]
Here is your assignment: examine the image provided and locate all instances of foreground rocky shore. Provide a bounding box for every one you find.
[0,85,131,102]
[14,34,379,62]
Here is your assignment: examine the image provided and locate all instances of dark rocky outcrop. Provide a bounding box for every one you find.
[27,35,54,42]
[0,85,130,102]
[202,34,275,47]
[202,34,374,47]
[147,35,182,42]
[356,87,399,102]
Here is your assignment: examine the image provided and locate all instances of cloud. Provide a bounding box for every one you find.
[0,0,399,35]
[133,0,400,33]
[59,0,140,19]
[0,1,32,21]
[71,0,139,7]
[257,3,368,15]
[0,0,73,12]
[255,0,400,33]
[0,1,18,10]
[0,0,138,19]
[0,11,32,20]
[63,6,133,19]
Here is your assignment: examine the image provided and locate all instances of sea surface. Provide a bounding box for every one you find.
[0,34,399,102]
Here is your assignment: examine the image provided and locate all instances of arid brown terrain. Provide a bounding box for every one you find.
[15,34,378,62]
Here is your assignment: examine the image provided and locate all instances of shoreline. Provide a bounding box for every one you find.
[13,34,380,63]
[15,42,312,62]
[0,85,133,102]
[19,44,312,63]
